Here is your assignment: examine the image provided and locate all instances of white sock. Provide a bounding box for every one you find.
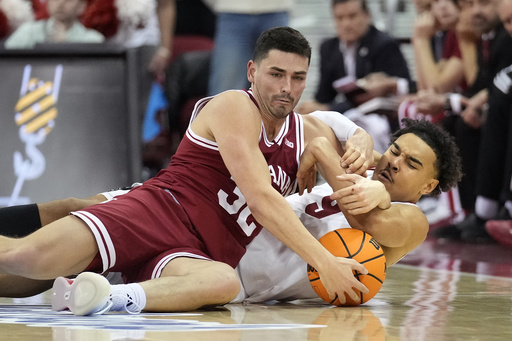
[505,201,512,218]
[110,283,147,313]
[475,196,499,220]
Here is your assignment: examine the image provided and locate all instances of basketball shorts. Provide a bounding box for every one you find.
[71,184,212,283]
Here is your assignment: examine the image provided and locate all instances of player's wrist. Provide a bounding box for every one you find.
[376,182,391,209]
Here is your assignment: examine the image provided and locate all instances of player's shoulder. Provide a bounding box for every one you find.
[210,90,251,104]
[392,201,428,226]
[205,90,258,117]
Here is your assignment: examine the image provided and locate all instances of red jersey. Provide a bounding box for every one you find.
[145,89,305,267]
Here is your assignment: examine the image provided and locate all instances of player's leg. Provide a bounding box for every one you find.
[0,274,53,297]
[51,258,241,315]
[0,215,99,279]
[38,195,106,227]
[141,257,241,311]
[0,195,106,237]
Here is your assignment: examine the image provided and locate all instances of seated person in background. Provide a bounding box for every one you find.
[4,0,104,49]
[297,0,411,115]
[81,0,176,80]
[296,0,412,153]
[413,0,469,94]
[399,0,473,126]
[401,0,512,239]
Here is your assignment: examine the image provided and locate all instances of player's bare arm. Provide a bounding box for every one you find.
[297,137,428,265]
[192,91,368,304]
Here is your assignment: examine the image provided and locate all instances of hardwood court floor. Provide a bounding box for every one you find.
[2,235,512,341]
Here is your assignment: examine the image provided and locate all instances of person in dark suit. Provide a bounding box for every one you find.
[297,0,412,116]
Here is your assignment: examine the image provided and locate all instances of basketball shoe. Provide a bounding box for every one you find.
[486,220,512,249]
[52,272,142,316]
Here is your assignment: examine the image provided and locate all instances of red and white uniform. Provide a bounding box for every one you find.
[73,90,304,283]
[233,174,417,303]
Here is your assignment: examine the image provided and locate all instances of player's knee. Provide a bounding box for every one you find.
[209,263,241,304]
[61,196,98,212]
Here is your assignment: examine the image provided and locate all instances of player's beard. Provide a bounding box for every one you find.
[270,94,296,119]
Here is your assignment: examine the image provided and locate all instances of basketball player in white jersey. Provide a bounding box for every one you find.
[235,117,463,303]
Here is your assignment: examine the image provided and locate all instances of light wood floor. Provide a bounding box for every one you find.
[2,236,512,341]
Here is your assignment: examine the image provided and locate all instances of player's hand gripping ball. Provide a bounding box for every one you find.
[307,228,386,306]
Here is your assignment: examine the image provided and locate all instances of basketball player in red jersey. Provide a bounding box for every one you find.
[0,27,374,315]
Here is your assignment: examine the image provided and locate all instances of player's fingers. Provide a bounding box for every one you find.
[344,287,361,302]
[328,289,345,303]
[347,206,371,215]
[346,157,365,175]
[297,177,306,195]
[352,279,369,295]
[341,148,357,165]
[347,258,369,276]
[330,186,356,201]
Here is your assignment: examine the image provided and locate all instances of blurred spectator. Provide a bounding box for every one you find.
[0,0,48,42]
[4,0,104,49]
[81,0,175,80]
[296,0,411,152]
[431,0,512,242]
[145,0,216,176]
[174,0,215,40]
[463,0,512,245]
[413,0,434,13]
[206,0,293,96]
[413,0,467,93]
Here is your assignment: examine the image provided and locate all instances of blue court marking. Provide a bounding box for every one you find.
[0,305,324,332]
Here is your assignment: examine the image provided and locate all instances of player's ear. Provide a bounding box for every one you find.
[247,60,256,83]
[421,178,439,195]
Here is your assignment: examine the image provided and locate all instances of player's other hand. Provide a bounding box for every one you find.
[342,128,373,175]
[331,174,391,214]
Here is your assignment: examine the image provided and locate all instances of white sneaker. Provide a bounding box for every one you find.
[52,272,143,315]
[51,272,112,316]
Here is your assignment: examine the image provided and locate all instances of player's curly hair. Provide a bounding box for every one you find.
[391,118,463,197]
[253,26,312,66]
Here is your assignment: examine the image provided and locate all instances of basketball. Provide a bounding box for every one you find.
[307,228,386,306]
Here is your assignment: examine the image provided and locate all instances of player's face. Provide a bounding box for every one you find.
[332,0,371,45]
[372,133,439,203]
[248,49,309,120]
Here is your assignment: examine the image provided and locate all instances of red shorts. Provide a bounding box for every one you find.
[72,184,211,283]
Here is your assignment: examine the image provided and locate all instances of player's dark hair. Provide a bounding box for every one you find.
[253,26,312,65]
[391,118,463,197]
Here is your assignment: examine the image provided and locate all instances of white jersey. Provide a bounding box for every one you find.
[233,181,348,303]
[233,175,416,303]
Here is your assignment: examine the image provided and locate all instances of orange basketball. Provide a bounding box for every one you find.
[307,228,386,306]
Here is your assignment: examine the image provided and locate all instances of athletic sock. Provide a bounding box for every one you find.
[475,196,499,220]
[505,201,512,218]
[0,204,42,237]
[110,283,147,314]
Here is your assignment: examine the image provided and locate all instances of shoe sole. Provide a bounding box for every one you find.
[52,272,111,316]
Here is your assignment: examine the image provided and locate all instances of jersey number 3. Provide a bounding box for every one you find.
[218,186,257,236]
